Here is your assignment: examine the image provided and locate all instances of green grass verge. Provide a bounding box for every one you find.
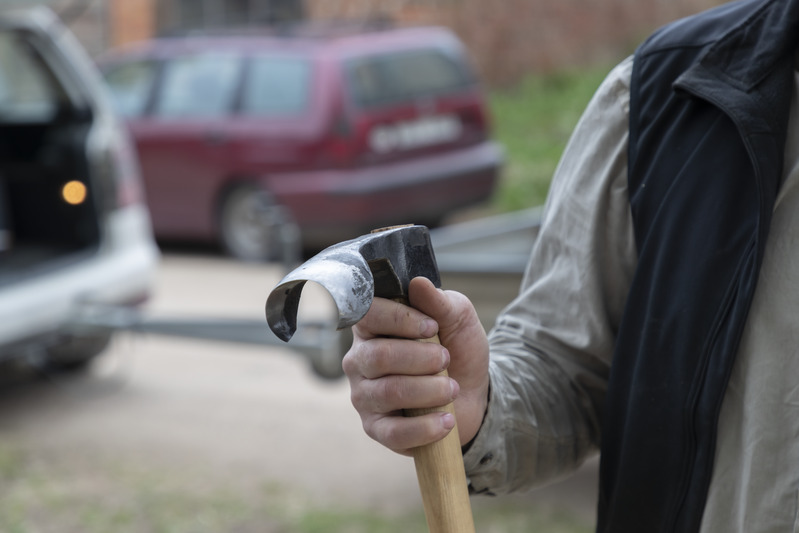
[288,504,591,533]
[488,65,614,212]
[0,443,592,533]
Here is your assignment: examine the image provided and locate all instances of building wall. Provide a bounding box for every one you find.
[305,0,727,86]
[109,0,154,47]
[8,0,303,57]
[9,0,727,85]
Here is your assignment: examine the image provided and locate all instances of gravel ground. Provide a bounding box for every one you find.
[0,253,598,531]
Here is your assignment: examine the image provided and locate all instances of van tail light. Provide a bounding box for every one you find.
[92,130,145,212]
[111,136,145,208]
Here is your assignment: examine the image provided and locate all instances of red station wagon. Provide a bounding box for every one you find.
[97,24,503,261]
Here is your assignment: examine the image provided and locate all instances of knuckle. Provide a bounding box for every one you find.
[349,382,371,411]
[350,340,399,380]
[361,344,389,376]
[350,377,392,415]
[342,340,386,379]
[363,416,404,449]
[379,423,407,447]
[341,350,358,377]
[378,376,406,408]
[362,417,380,442]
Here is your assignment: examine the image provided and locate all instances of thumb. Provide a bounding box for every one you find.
[407,276,450,328]
[407,276,487,368]
[407,277,490,446]
[408,276,481,340]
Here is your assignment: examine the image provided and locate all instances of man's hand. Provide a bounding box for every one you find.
[342,276,490,456]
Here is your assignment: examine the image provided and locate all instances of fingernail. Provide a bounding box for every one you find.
[449,378,459,399]
[421,319,437,338]
[441,412,456,430]
[441,348,450,370]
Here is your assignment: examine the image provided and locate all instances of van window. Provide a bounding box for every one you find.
[346,48,472,108]
[241,56,311,116]
[155,53,242,118]
[0,31,61,121]
[102,60,158,117]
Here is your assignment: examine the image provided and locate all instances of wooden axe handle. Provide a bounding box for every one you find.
[405,334,476,533]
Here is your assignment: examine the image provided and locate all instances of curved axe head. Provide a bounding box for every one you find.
[265,225,441,342]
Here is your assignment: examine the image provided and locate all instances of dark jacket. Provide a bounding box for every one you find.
[598,0,799,531]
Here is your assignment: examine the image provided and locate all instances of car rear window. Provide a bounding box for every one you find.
[0,31,62,121]
[155,52,242,118]
[240,56,311,116]
[345,48,473,108]
[102,60,158,118]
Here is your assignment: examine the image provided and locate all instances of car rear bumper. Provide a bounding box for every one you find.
[264,141,504,241]
[0,205,160,352]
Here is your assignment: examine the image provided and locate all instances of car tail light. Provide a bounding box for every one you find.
[472,103,489,131]
[317,113,358,168]
[460,101,491,142]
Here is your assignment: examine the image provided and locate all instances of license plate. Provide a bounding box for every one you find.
[369,115,462,153]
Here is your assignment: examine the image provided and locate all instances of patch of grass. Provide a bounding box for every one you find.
[0,443,592,533]
[290,508,426,533]
[287,503,591,533]
[0,443,27,479]
[488,65,614,211]
[0,448,275,533]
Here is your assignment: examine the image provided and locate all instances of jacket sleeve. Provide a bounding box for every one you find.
[463,56,637,495]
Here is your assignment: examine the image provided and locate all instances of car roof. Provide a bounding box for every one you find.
[97,23,463,64]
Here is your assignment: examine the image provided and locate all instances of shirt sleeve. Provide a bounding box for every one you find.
[463,56,637,495]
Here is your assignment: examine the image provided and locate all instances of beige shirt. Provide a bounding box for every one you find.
[464,55,799,532]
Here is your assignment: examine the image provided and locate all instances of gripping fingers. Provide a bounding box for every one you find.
[351,374,459,416]
[344,337,449,381]
[365,410,457,455]
[351,375,459,414]
[349,372,459,453]
[353,296,438,342]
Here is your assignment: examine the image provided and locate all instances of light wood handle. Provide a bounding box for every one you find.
[405,334,476,533]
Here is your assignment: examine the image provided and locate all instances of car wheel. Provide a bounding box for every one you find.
[47,331,113,371]
[309,327,352,380]
[219,186,298,263]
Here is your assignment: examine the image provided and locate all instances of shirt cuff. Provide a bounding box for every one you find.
[462,371,505,495]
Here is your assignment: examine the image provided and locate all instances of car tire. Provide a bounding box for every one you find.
[47,331,113,371]
[309,327,352,380]
[219,186,299,263]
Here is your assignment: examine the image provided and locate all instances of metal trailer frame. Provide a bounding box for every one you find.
[74,207,542,380]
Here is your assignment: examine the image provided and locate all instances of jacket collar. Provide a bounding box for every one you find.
[684,0,799,92]
[671,0,797,154]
